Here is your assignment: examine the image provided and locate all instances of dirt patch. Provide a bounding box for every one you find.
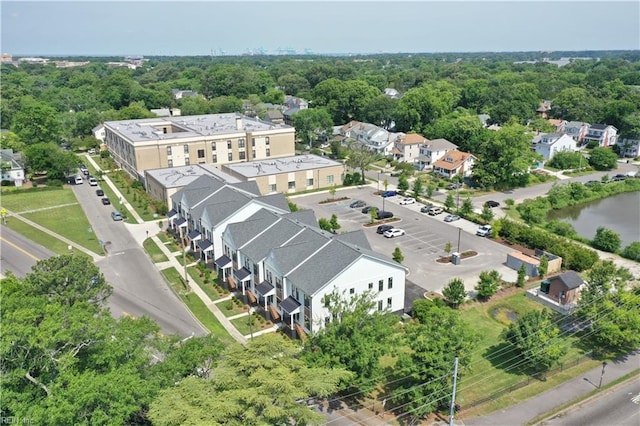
[436,250,478,263]
[318,196,349,204]
[363,217,401,227]
[492,307,518,325]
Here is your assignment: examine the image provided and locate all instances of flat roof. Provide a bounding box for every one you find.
[223,154,343,178]
[145,164,239,188]
[104,113,293,144]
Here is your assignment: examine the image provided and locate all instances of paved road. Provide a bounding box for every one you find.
[540,378,640,426]
[0,226,53,277]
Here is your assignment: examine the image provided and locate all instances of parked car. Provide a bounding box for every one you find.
[376,210,394,220]
[427,206,443,216]
[88,148,96,154]
[484,200,500,208]
[390,172,404,177]
[444,214,461,222]
[96,189,104,196]
[399,197,415,205]
[384,228,405,238]
[74,176,84,185]
[381,190,398,198]
[476,225,492,237]
[584,180,600,186]
[350,200,366,208]
[362,206,375,214]
[89,177,98,186]
[111,211,123,221]
[446,182,462,190]
[376,224,395,234]
[612,174,627,181]
[101,197,111,205]
[420,204,434,213]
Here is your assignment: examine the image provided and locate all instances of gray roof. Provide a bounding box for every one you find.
[171,175,225,209]
[269,228,332,276]
[589,124,608,130]
[225,209,280,249]
[229,180,261,196]
[281,209,318,228]
[199,188,252,225]
[553,271,584,290]
[146,164,239,189]
[241,219,305,262]
[223,155,343,178]
[335,230,372,250]
[254,193,290,212]
[424,138,458,151]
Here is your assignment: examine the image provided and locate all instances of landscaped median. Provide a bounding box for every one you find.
[142,238,169,263]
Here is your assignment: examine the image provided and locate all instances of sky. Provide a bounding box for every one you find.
[1,1,639,56]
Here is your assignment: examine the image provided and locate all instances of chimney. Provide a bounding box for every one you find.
[236,116,243,130]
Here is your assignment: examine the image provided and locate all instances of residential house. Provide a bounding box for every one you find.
[478,114,491,128]
[415,138,458,171]
[536,100,552,119]
[432,150,476,178]
[92,124,105,142]
[0,149,25,187]
[391,133,428,163]
[384,88,402,99]
[534,133,577,164]
[339,121,397,155]
[282,96,309,125]
[583,124,618,147]
[563,121,590,144]
[172,89,199,100]
[264,109,284,125]
[619,139,640,158]
[547,119,566,133]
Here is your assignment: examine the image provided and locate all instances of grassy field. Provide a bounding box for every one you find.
[230,314,273,336]
[108,171,158,222]
[186,266,227,301]
[457,290,593,416]
[160,267,234,345]
[1,187,78,212]
[143,238,169,263]
[4,219,83,256]
[219,298,250,317]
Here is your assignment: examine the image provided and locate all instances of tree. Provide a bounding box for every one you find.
[476,270,500,300]
[150,334,351,426]
[0,131,26,153]
[480,204,494,222]
[538,255,549,278]
[292,107,333,147]
[329,184,337,199]
[504,198,515,209]
[411,177,423,199]
[592,226,622,253]
[329,214,341,233]
[345,142,378,185]
[460,197,474,215]
[397,174,409,194]
[588,147,619,171]
[369,207,378,224]
[444,241,452,257]
[11,98,63,145]
[621,241,640,261]
[444,192,456,211]
[24,143,81,180]
[442,278,466,308]
[516,263,527,288]
[394,81,461,132]
[392,247,404,263]
[302,291,399,394]
[552,87,597,122]
[383,179,389,192]
[426,184,435,198]
[388,301,477,417]
[502,310,566,372]
[318,218,331,232]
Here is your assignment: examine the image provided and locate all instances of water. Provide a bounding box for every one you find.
[546,192,640,248]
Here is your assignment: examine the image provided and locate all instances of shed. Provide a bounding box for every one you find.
[506,251,539,277]
[545,271,584,305]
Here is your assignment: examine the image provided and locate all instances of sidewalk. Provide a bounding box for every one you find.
[464,349,640,425]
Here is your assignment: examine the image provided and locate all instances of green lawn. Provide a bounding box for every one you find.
[230,314,274,336]
[107,171,158,222]
[187,266,227,301]
[160,267,233,345]
[218,298,250,317]
[1,187,78,212]
[143,238,169,263]
[4,219,86,256]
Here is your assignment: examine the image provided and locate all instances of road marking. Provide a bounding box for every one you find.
[632,393,640,405]
[0,236,41,261]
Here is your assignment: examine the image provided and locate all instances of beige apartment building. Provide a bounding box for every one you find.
[221,154,346,194]
[104,113,295,180]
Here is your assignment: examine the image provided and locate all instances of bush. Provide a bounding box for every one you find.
[592,226,622,253]
[588,147,619,171]
[621,242,640,261]
[547,151,584,170]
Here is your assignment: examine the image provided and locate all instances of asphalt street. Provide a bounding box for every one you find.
[0,226,53,277]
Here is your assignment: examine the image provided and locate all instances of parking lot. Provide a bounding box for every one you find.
[291,185,517,294]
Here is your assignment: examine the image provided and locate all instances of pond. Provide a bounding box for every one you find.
[547,191,640,248]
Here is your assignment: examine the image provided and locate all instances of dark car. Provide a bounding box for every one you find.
[362,206,375,214]
[420,204,434,213]
[101,197,111,205]
[350,200,366,208]
[376,210,394,220]
[612,174,627,181]
[446,182,462,190]
[376,224,395,234]
[96,189,105,196]
[484,200,500,208]
[381,190,398,198]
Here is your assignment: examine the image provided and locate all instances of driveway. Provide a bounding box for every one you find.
[291,186,517,295]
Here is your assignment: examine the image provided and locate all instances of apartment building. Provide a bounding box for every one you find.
[103,113,295,180]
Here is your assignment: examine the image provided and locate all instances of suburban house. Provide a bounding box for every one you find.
[548,119,567,133]
[338,121,398,155]
[264,109,284,125]
[282,96,309,125]
[150,107,181,117]
[221,154,346,194]
[221,208,406,335]
[583,124,618,147]
[103,113,296,181]
[619,138,640,158]
[563,121,590,143]
[415,138,458,171]
[527,270,585,315]
[0,149,25,187]
[384,88,402,99]
[166,175,289,261]
[536,100,552,119]
[92,124,106,142]
[534,133,578,164]
[172,89,199,100]
[432,150,476,178]
[391,133,429,163]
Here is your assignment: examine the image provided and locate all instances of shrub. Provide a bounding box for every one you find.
[223,301,234,311]
[592,226,622,253]
[621,242,640,261]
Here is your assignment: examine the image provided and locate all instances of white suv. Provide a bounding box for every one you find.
[476,225,492,237]
[399,197,415,205]
[89,177,98,186]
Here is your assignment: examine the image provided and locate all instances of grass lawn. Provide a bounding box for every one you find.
[4,219,87,256]
[187,266,227,301]
[157,232,170,244]
[23,205,104,254]
[157,232,180,252]
[108,172,158,222]
[143,238,169,263]
[218,298,250,317]
[1,187,78,212]
[160,267,234,345]
[230,314,274,336]
[457,291,592,415]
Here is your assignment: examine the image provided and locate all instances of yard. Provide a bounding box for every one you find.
[0,187,78,212]
[143,238,169,263]
[187,266,228,301]
[230,313,274,336]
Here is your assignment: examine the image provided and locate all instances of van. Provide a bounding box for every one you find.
[74,176,84,185]
[427,206,443,216]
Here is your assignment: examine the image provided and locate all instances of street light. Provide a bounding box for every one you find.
[598,362,608,388]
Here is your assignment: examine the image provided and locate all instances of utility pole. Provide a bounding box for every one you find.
[598,362,607,388]
[457,227,462,254]
[449,357,459,426]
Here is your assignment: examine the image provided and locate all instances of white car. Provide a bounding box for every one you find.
[399,197,415,205]
[476,225,492,237]
[384,228,405,238]
[89,177,98,186]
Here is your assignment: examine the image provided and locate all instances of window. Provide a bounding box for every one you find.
[327,175,334,184]
[268,183,277,192]
[323,295,330,308]
[168,159,173,168]
[349,288,355,295]
[252,150,256,158]
[211,142,216,151]
[252,138,256,147]
[378,300,383,311]
[368,282,373,290]
[212,154,217,163]
[238,138,245,148]
[227,140,232,149]
[265,136,270,145]
[306,178,314,186]
[266,148,271,157]
[166,146,172,155]
[378,280,384,292]
[228,152,233,161]
[387,297,392,309]
[288,181,295,190]
[185,158,190,166]
[197,149,205,159]
[183,145,189,154]
[253,263,259,274]
[239,151,246,160]
[388,277,393,289]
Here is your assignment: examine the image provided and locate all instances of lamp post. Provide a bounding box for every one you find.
[377,172,380,192]
[179,226,189,287]
[598,362,607,388]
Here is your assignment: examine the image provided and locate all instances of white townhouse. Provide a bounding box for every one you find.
[583,124,618,147]
[390,133,428,163]
[534,133,578,164]
[415,138,459,171]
